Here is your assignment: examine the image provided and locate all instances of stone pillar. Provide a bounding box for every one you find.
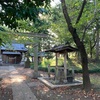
[33,44,39,78]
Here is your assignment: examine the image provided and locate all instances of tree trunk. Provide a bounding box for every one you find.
[70,28,91,91]
[61,0,91,91]
[79,41,91,91]
[95,23,100,60]
[90,40,93,59]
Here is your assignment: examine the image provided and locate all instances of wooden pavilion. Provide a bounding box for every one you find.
[45,44,78,83]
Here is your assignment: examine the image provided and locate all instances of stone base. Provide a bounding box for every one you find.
[32,72,40,79]
[38,77,83,89]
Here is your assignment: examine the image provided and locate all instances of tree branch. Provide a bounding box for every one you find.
[61,0,81,45]
[91,30,97,50]
[61,0,73,30]
[76,0,86,24]
[82,18,95,42]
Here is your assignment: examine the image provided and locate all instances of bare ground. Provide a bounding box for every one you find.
[21,68,100,100]
[29,78,100,100]
[0,77,13,100]
[0,67,100,100]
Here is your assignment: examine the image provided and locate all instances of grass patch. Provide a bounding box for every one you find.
[90,74,100,90]
[76,73,100,91]
[88,62,100,70]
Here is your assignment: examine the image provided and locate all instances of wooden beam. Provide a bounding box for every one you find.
[55,53,59,81]
[13,32,49,38]
[64,51,67,80]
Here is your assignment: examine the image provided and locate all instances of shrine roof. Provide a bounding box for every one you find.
[45,45,78,53]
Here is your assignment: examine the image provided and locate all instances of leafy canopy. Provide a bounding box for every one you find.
[0,0,51,29]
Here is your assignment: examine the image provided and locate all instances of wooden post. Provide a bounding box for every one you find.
[33,44,39,78]
[48,64,50,77]
[64,52,67,81]
[72,67,75,81]
[55,53,59,81]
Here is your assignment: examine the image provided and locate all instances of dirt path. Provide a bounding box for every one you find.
[0,77,13,100]
[0,66,37,100]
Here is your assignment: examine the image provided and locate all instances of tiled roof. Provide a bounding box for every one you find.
[45,45,78,53]
[2,51,21,55]
[1,43,27,52]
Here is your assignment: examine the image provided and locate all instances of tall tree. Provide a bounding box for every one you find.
[95,22,100,60]
[60,0,91,91]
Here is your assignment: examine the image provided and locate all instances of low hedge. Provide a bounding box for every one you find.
[31,66,100,73]
[75,69,100,73]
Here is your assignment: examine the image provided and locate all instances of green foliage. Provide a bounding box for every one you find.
[38,66,48,72]
[39,54,100,73]
[49,0,100,59]
[0,0,51,29]
[17,19,50,33]
[49,4,77,45]
[41,58,50,67]
[0,27,13,45]
[30,62,34,69]
[39,62,100,73]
